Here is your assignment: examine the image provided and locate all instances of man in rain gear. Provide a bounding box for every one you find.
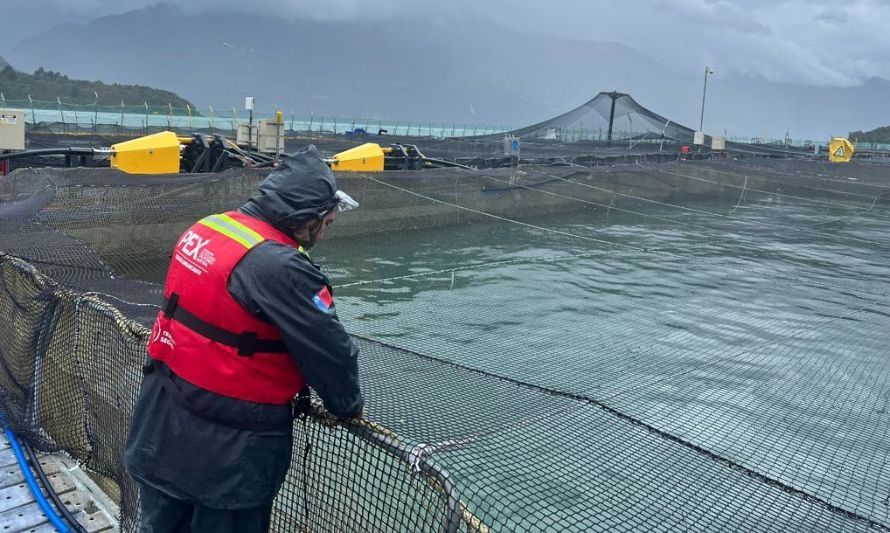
[125,145,364,532]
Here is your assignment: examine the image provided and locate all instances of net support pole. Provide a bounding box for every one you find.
[607,91,618,147]
[93,92,99,134]
[28,95,36,125]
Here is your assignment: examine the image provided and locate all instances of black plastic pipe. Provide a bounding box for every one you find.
[22,439,89,533]
[0,148,97,161]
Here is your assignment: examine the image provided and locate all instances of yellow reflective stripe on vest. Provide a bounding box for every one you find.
[197,213,264,249]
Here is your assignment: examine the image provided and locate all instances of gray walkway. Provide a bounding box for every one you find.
[0,436,117,533]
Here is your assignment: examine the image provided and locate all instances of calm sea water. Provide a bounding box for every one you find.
[310,196,890,530]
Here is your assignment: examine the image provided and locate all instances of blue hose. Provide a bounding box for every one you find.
[1,417,73,533]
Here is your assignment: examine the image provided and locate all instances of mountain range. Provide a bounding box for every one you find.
[4,4,889,140]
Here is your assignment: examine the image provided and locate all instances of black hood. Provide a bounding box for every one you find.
[240,145,339,232]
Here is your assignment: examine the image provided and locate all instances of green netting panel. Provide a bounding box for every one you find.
[0,257,52,422]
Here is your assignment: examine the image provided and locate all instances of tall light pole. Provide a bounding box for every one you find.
[699,66,715,133]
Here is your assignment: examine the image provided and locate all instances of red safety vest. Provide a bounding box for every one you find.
[148,210,305,405]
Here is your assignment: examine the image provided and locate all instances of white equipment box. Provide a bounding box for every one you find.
[236,119,284,154]
[0,110,25,151]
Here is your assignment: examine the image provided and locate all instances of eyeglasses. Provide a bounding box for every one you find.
[333,190,359,212]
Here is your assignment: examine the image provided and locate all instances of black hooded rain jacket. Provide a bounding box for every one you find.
[124,146,364,509]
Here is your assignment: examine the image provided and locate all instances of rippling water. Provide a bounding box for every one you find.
[312,194,890,530]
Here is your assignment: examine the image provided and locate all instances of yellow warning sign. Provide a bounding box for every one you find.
[829,138,854,163]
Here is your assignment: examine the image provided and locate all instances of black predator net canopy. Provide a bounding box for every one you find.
[499,91,695,143]
[0,155,889,532]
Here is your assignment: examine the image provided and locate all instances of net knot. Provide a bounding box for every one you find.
[408,443,435,472]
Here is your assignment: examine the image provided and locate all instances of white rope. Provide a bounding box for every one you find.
[730,174,749,213]
[363,176,643,250]
[639,163,874,209]
[524,165,890,249]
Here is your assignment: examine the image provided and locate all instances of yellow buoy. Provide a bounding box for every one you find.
[111,131,181,174]
[329,143,385,172]
[829,137,854,163]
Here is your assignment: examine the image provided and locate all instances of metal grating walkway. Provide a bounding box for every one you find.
[0,436,117,533]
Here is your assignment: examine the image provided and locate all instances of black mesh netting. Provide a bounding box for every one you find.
[496,92,695,143]
[0,158,889,532]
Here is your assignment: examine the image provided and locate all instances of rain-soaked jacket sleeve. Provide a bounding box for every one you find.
[228,241,364,418]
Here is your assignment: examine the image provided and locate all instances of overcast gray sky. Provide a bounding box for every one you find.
[2,0,884,88]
